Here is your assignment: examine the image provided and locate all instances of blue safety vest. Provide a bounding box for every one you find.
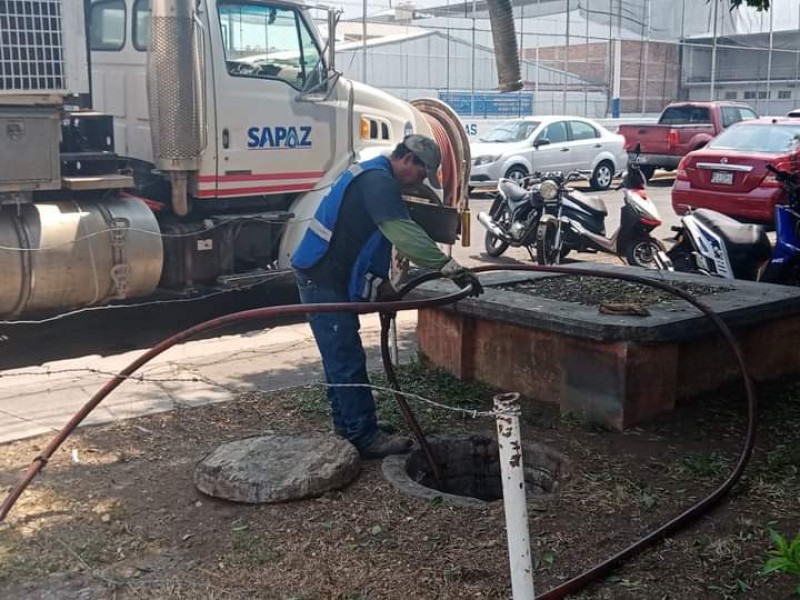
[291,156,393,302]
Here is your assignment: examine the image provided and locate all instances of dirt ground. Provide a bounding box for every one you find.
[1,360,798,599]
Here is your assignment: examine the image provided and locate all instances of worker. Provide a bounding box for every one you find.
[292,134,483,458]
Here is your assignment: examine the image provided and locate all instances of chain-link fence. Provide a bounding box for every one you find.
[314,0,800,120]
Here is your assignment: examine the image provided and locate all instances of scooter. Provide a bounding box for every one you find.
[659,163,800,285]
[534,148,665,268]
[477,175,547,260]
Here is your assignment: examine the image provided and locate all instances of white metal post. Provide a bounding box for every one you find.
[495,392,534,600]
[389,317,398,364]
[710,0,719,101]
[361,0,367,82]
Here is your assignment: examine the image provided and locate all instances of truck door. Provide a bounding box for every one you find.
[205,0,339,200]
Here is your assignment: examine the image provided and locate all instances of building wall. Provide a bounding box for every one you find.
[682,43,800,115]
[337,32,610,117]
[526,40,681,114]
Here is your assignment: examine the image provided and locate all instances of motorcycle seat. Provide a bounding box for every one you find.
[567,190,608,216]
[498,179,530,203]
[693,209,770,255]
[692,208,772,279]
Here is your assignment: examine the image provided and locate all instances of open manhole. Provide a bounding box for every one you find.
[382,435,569,509]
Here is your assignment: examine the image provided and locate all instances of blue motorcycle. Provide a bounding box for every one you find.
[660,163,800,285]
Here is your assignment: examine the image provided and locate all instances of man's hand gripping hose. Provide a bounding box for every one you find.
[440,258,484,297]
[0,265,755,600]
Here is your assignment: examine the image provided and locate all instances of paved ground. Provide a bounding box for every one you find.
[0,312,419,444]
[0,174,678,444]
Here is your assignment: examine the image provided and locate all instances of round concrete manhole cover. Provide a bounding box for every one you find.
[194,432,360,503]
[382,435,569,508]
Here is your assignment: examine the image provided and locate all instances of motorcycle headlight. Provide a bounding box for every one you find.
[539,179,559,201]
[473,155,500,166]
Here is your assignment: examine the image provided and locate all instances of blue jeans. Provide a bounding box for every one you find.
[294,270,378,450]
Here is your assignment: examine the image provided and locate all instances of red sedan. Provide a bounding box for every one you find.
[672,118,800,224]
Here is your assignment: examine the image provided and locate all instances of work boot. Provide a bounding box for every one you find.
[358,431,412,459]
[332,420,395,438]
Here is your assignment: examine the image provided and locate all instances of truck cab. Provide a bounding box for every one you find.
[0,0,466,318]
[88,0,428,201]
[87,0,444,282]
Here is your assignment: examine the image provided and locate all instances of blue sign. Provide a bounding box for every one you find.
[247,126,312,150]
[438,91,534,118]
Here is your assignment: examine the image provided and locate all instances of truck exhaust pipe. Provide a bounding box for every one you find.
[147,0,206,216]
[486,0,523,93]
[478,211,511,242]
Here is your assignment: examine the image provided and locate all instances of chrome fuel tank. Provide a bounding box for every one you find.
[0,197,163,318]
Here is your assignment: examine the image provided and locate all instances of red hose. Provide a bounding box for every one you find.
[425,115,458,206]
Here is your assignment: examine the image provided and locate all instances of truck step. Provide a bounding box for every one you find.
[62,174,134,191]
[216,268,290,289]
[208,211,294,223]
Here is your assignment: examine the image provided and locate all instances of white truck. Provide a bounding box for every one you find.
[0,0,501,318]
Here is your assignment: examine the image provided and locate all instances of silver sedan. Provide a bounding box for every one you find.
[468,116,628,191]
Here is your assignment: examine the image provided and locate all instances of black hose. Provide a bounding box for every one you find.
[485,0,523,93]
[379,311,442,487]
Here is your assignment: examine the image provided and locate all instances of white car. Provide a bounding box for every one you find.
[469,116,627,190]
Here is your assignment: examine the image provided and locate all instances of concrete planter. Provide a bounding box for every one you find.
[413,266,800,429]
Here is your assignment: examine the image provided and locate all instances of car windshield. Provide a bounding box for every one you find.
[708,123,800,153]
[479,120,539,143]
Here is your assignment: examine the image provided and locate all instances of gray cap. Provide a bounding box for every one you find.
[404,134,442,189]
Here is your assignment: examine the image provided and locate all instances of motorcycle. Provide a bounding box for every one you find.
[534,149,665,268]
[477,175,548,261]
[659,163,800,285]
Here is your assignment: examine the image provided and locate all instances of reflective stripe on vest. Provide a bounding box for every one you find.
[307,218,332,242]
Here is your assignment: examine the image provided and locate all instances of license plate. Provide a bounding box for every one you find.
[711,171,733,185]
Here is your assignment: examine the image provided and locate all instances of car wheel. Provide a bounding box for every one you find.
[590,160,614,190]
[504,165,528,184]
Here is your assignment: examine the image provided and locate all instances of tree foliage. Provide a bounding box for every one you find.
[726,0,770,10]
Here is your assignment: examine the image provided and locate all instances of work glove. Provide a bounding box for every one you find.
[440,259,484,297]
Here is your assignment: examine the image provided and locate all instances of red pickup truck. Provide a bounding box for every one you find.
[617,101,759,178]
